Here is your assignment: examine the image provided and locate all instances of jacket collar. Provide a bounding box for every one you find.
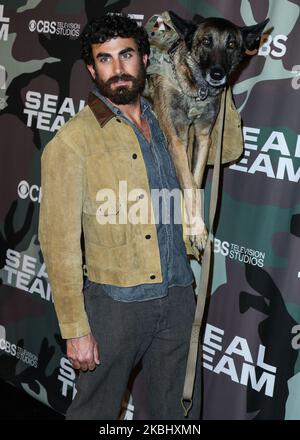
[88,91,152,126]
[87,92,115,128]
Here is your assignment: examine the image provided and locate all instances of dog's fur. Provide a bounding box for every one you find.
[147,11,269,255]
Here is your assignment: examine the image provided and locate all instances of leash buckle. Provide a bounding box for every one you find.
[198,86,208,100]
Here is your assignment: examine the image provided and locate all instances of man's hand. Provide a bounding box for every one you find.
[67,333,100,371]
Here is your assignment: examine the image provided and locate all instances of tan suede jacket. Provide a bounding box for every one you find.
[38,91,242,339]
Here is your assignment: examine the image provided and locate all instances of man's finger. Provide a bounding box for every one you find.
[87,360,96,371]
[80,361,89,372]
[94,343,100,365]
[70,359,81,370]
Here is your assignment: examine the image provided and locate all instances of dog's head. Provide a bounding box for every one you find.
[169,11,269,88]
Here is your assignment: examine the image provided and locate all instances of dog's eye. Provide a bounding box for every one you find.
[201,38,211,48]
[227,40,237,49]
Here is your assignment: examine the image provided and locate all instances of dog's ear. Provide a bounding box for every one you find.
[240,18,270,51]
[168,10,196,38]
[168,10,197,50]
[192,14,205,25]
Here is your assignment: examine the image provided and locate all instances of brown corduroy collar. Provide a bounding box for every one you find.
[87,92,115,128]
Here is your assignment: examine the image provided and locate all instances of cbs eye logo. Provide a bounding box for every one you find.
[18,180,30,199]
[28,20,36,32]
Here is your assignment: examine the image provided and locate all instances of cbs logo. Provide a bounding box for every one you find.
[18,180,42,203]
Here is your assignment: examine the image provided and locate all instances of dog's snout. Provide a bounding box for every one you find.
[210,66,225,81]
[206,65,227,87]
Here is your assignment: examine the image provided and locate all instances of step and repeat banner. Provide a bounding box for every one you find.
[0,0,299,419]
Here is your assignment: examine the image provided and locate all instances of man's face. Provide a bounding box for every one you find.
[87,37,148,105]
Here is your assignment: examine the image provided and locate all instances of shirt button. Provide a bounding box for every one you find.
[150,274,156,280]
[132,153,137,159]
[145,234,151,239]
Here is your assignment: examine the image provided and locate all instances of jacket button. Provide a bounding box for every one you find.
[132,153,137,159]
[116,118,121,123]
[145,234,151,239]
[150,274,156,280]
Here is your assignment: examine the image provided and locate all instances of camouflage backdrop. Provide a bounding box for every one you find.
[0,0,299,420]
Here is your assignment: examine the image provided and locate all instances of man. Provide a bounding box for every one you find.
[39,13,200,420]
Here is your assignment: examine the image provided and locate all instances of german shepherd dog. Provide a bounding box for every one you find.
[147,11,269,256]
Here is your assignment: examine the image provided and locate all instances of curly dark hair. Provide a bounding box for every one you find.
[80,13,150,65]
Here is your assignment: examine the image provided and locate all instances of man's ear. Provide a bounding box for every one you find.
[142,54,148,68]
[86,64,96,80]
[240,18,270,51]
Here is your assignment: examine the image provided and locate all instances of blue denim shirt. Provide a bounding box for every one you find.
[87,88,193,301]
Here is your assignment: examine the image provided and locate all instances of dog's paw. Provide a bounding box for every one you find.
[189,226,208,259]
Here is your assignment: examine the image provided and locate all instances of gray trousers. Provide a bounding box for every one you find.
[66,283,201,420]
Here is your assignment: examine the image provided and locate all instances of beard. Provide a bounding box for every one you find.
[94,60,147,105]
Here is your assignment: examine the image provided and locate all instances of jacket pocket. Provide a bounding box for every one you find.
[83,200,127,248]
